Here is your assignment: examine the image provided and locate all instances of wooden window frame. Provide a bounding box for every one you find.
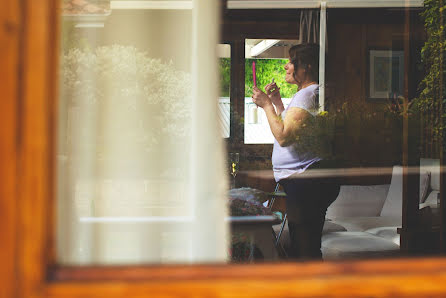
[3,0,446,297]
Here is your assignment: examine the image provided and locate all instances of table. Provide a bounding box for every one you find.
[228,215,281,260]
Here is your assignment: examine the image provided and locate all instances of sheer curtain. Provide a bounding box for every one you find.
[57,0,228,265]
[297,9,320,44]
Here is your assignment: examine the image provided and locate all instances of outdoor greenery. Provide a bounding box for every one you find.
[62,45,192,150]
[219,58,231,97]
[219,58,297,98]
[416,0,446,139]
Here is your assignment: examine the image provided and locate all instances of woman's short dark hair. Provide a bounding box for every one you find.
[289,44,319,82]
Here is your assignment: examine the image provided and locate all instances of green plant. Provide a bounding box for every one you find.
[62,45,192,151]
[245,58,297,98]
[218,58,297,98]
[416,0,446,139]
[219,58,231,97]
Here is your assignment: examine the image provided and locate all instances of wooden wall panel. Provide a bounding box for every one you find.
[325,14,424,167]
[222,9,300,41]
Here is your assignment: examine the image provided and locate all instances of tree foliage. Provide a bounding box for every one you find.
[417,0,446,138]
[219,58,231,97]
[219,58,297,98]
[244,58,297,98]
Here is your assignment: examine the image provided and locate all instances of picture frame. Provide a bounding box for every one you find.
[368,49,405,101]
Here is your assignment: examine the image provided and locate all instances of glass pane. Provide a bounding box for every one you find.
[227,6,444,263]
[57,0,228,265]
[57,1,445,265]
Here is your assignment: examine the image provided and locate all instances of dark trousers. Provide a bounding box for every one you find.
[279,165,340,260]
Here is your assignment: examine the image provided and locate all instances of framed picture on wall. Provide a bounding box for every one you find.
[368,49,404,101]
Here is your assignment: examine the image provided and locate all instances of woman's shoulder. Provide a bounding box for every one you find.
[292,85,319,101]
[288,85,319,114]
[300,84,319,95]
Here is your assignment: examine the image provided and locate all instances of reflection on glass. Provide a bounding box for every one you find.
[218,44,231,138]
[57,0,227,265]
[228,152,239,188]
[57,0,444,266]
[226,6,443,263]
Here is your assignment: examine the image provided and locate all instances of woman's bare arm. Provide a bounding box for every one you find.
[263,105,309,147]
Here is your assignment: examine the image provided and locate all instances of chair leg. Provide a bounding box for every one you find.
[272,226,288,258]
[275,213,287,247]
[270,182,288,258]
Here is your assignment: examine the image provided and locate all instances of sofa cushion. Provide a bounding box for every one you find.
[420,171,431,203]
[364,227,400,246]
[381,166,432,217]
[326,184,390,218]
[329,216,401,232]
[380,166,403,218]
[273,220,347,251]
[419,190,440,209]
[321,232,400,259]
[323,221,347,234]
[421,158,440,191]
[425,190,440,205]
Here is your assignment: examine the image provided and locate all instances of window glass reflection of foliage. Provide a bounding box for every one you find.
[62,45,192,151]
[219,58,231,97]
[218,58,297,98]
[417,0,446,139]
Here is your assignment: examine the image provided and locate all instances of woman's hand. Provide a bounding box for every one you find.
[265,82,282,107]
[252,87,272,109]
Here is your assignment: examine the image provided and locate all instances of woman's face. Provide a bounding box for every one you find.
[284,58,303,85]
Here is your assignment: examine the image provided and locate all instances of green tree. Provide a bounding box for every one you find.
[218,58,298,99]
[416,0,446,138]
[219,58,231,97]
[245,58,297,98]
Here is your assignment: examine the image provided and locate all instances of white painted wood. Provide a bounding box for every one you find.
[250,39,281,57]
[190,0,229,262]
[319,2,326,112]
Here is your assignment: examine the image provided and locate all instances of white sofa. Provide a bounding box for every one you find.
[275,158,440,260]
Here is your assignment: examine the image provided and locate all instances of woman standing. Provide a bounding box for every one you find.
[252,44,339,260]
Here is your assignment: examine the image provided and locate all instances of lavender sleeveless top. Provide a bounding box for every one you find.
[272,84,321,182]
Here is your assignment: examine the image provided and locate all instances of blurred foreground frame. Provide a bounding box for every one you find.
[4,0,446,297]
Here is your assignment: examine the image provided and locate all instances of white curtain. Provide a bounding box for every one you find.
[57,0,228,265]
[297,9,320,44]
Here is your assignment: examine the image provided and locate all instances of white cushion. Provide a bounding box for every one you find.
[380,166,403,218]
[419,170,431,203]
[420,190,440,209]
[323,221,347,234]
[322,232,400,259]
[272,220,347,250]
[365,227,400,246]
[329,216,401,232]
[420,158,440,191]
[425,190,440,204]
[326,184,390,218]
[381,166,433,216]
